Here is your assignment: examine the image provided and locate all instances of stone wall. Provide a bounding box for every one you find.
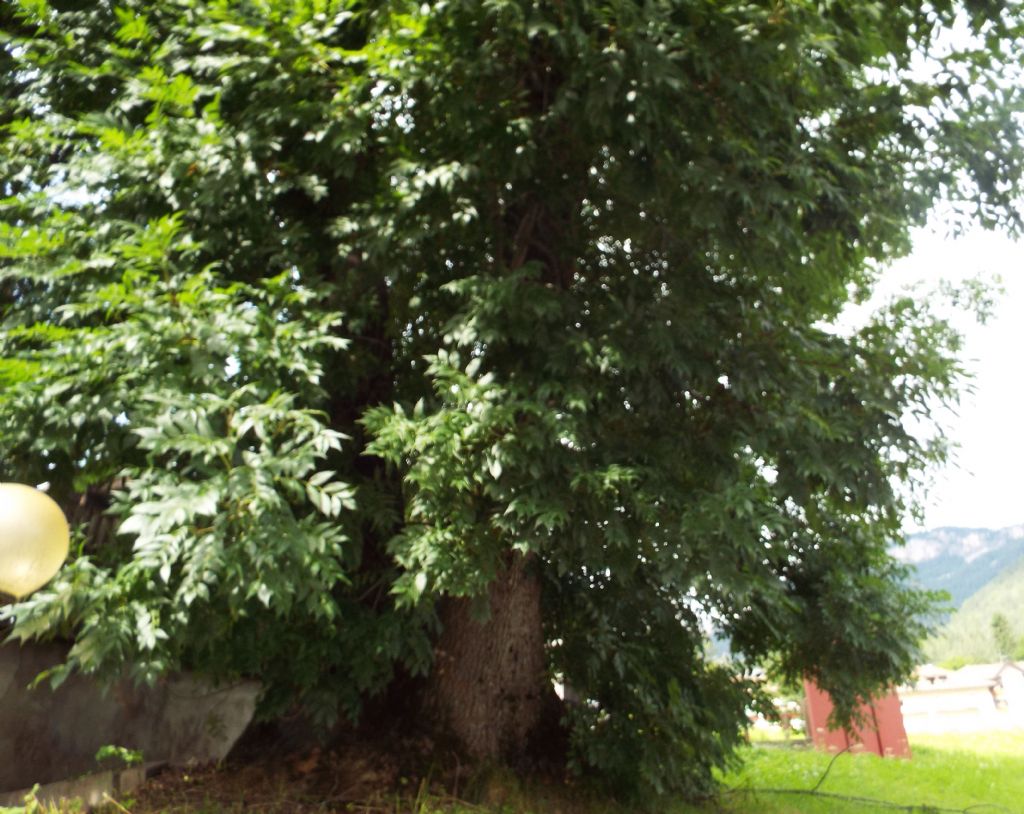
[0,641,259,792]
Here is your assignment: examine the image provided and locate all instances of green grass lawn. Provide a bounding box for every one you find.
[675,730,1024,813]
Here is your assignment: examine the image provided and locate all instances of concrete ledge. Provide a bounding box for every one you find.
[0,762,164,811]
[0,641,258,792]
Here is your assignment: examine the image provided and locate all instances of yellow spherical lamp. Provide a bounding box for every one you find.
[0,483,70,599]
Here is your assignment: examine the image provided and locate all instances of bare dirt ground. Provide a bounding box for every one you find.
[126,734,574,814]
[126,725,467,814]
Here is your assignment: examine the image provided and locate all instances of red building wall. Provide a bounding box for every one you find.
[803,680,911,758]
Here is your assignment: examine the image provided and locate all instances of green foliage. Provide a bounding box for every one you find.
[95,744,143,769]
[2,0,1024,802]
[0,786,83,814]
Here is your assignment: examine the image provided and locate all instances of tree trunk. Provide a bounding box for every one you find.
[426,552,557,765]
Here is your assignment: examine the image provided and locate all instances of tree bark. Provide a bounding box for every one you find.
[426,552,556,765]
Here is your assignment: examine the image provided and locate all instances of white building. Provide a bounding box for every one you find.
[898,662,1024,733]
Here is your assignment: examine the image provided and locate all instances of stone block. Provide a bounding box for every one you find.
[0,642,259,792]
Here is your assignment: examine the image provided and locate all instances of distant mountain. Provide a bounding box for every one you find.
[923,551,1024,665]
[895,524,1024,608]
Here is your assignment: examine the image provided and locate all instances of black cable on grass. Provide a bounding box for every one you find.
[810,744,851,792]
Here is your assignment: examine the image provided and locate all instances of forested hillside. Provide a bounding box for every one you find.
[897,525,1024,665]
[924,553,1024,665]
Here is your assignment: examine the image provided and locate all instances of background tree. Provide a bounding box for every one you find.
[991,613,1017,660]
[2,0,1023,800]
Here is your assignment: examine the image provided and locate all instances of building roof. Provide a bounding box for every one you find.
[903,661,1024,694]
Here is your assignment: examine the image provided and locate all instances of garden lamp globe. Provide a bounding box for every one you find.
[0,482,70,599]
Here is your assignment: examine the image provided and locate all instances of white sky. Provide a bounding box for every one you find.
[887,224,1024,532]
[885,12,1024,532]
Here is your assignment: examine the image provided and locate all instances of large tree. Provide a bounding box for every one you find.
[2,0,1022,799]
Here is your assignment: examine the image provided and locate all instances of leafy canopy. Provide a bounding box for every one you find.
[2,0,1023,799]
